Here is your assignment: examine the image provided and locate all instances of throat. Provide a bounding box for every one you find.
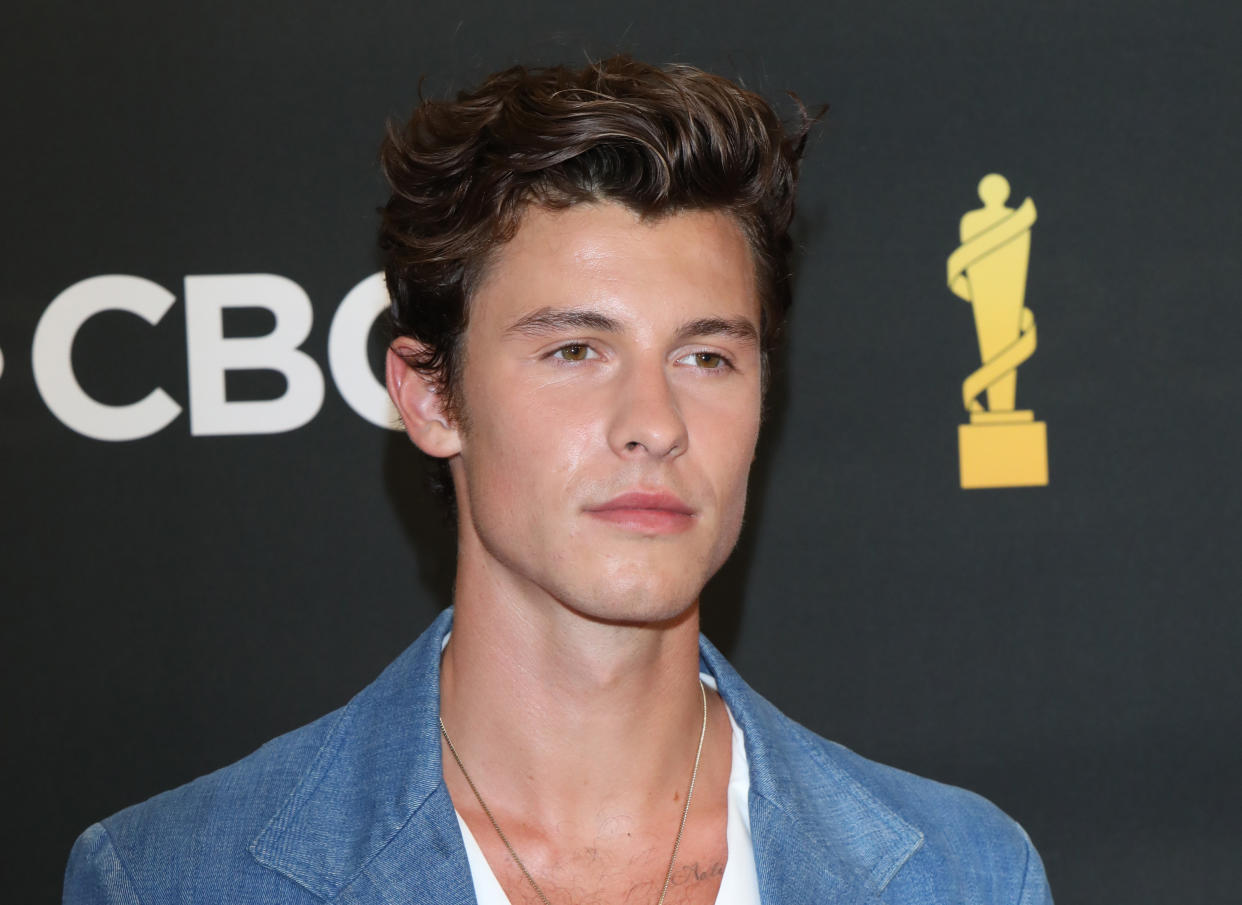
[437,605,713,827]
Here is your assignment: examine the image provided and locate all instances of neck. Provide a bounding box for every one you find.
[439,580,708,834]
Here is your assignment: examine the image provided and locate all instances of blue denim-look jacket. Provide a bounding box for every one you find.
[66,608,1053,904]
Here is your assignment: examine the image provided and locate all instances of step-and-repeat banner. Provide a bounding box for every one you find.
[5,1,1239,901]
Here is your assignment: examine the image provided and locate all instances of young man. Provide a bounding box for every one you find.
[65,57,1053,904]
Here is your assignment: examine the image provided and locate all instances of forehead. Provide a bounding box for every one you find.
[467,201,759,330]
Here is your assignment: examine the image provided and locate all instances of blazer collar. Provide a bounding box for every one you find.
[249,607,473,903]
[698,634,925,902]
[250,609,922,903]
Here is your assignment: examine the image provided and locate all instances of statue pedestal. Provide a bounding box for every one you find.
[958,412,1048,489]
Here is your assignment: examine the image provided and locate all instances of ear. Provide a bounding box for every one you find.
[386,338,462,458]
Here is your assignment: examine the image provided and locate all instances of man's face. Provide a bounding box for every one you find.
[447,201,763,624]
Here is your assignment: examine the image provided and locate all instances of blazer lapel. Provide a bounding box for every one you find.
[334,787,477,905]
[750,795,883,905]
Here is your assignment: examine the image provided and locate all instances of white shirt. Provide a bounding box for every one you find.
[454,672,761,904]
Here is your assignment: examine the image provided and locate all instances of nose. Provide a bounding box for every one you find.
[607,359,688,460]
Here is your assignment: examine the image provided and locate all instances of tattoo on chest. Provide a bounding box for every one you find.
[619,861,725,902]
[669,861,726,885]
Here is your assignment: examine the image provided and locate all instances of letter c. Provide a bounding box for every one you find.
[32,275,182,441]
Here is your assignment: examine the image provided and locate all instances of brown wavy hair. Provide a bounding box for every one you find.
[379,55,815,497]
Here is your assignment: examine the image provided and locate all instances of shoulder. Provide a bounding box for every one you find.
[65,707,344,905]
[65,611,456,905]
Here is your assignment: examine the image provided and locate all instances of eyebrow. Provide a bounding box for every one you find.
[505,307,622,336]
[675,317,759,347]
[505,307,760,347]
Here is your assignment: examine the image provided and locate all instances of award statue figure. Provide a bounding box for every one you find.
[946,173,1048,488]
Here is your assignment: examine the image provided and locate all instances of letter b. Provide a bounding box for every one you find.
[185,274,324,435]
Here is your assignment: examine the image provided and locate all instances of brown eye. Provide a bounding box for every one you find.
[556,344,590,361]
[694,352,723,368]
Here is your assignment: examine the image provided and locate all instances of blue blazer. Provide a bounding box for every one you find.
[66,608,1052,904]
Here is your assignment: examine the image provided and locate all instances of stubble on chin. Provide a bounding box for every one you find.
[558,533,737,629]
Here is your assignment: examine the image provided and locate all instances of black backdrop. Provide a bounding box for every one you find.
[5,1,1241,901]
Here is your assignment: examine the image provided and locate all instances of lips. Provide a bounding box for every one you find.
[587,490,696,534]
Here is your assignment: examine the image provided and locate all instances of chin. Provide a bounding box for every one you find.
[564,528,742,628]
[566,597,699,630]
[558,568,706,629]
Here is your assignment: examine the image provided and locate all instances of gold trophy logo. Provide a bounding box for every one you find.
[947,174,1048,489]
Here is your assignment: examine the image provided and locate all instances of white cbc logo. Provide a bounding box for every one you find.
[28,272,398,441]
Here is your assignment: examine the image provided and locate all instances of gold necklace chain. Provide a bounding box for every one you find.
[440,679,708,905]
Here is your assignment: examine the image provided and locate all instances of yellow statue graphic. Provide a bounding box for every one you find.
[947,174,1048,489]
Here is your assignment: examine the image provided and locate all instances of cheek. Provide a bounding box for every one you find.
[685,398,759,513]
[460,384,600,498]
[717,451,756,528]
[699,393,761,468]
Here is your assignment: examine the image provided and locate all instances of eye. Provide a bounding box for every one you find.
[552,343,597,362]
[678,351,729,369]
